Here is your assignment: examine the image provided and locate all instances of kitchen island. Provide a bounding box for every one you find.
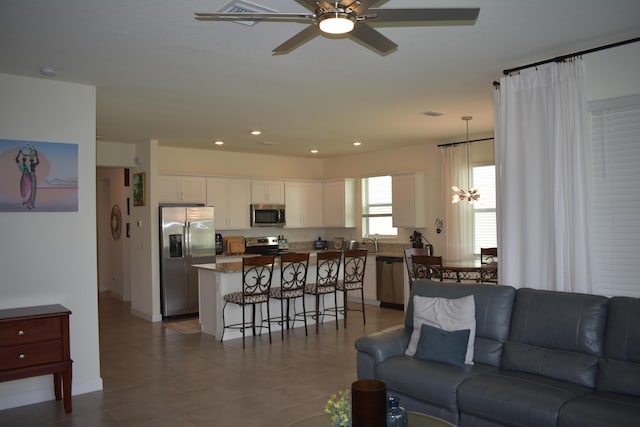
[194,257,342,341]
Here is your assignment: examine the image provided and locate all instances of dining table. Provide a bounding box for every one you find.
[441,260,498,283]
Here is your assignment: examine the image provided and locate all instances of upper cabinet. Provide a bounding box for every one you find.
[158,175,206,204]
[285,181,323,228]
[206,177,251,230]
[392,173,426,228]
[323,178,356,228]
[251,180,285,204]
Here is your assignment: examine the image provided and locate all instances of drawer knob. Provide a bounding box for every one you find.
[18,354,26,360]
[17,330,25,336]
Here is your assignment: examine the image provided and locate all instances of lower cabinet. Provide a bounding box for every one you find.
[363,255,378,305]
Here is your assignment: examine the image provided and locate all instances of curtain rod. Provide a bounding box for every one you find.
[438,137,494,148]
[502,36,640,76]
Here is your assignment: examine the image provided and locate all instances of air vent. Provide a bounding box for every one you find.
[217,0,277,26]
[421,111,444,117]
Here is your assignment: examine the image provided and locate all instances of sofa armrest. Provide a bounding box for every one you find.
[355,325,410,363]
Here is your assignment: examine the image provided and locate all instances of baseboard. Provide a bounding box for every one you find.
[0,377,103,411]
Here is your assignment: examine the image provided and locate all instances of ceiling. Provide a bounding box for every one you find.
[2,0,639,158]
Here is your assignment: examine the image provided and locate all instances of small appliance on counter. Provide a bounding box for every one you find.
[333,237,344,250]
[315,237,328,250]
[215,233,224,255]
[224,235,245,254]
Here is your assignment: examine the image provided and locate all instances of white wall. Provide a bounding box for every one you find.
[0,73,102,409]
[584,41,640,102]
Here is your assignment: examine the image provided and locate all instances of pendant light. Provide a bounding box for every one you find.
[451,116,480,205]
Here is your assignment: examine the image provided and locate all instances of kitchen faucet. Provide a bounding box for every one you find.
[362,236,379,253]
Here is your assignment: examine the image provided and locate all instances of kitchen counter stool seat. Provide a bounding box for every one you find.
[221,255,275,348]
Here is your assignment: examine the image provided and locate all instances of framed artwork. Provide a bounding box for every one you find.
[133,172,145,206]
[0,139,79,212]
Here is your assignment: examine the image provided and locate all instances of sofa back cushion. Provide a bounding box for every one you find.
[406,280,516,366]
[503,288,608,387]
[597,296,640,396]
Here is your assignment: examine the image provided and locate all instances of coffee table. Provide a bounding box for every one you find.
[287,411,456,427]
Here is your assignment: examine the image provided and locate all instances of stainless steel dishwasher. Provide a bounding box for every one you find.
[376,256,405,309]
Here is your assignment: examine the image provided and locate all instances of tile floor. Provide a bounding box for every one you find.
[0,293,404,426]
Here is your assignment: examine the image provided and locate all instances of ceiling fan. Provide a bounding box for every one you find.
[195,0,480,55]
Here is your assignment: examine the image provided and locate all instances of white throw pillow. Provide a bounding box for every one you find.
[405,295,476,365]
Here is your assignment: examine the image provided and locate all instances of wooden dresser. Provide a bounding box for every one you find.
[0,304,72,413]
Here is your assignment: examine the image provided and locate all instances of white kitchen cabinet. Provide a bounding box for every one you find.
[206,177,251,230]
[392,173,427,228]
[323,179,356,228]
[285,181,323,228]
[251,180,285,204]
[158,175,206,204]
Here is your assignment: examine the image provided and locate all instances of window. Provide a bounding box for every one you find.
[361,175,397,237]
[472,165,497,254]
[589,95,640,297]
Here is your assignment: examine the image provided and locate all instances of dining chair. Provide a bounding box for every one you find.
[480,247,498,283]
[220,255,275,348]
[270,252,309,339]
[412,255,444,282]
[337,249,367,328]
[404,247,429,289]
[304,250,341,334]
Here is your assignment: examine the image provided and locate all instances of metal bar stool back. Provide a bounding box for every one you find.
[337,249,367,327]
[270,252,310,339]
[404,247,429,289]
[304,250,341,334]
[221,255,275,348]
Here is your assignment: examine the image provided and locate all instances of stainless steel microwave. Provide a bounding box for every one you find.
[250,204,286,227]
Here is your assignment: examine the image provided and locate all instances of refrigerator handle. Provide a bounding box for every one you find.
[185,222,190,257]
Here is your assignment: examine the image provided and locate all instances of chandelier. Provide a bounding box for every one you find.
[451,116,480,205]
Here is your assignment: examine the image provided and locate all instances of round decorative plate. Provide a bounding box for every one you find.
[110,204,122,240]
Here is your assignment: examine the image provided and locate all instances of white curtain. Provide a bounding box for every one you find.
[494,59,592,293]
[441,144,474,263]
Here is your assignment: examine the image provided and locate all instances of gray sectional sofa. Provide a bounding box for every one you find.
[355,279,640,427]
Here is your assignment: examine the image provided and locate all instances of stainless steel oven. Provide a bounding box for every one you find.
[250,204,285,227]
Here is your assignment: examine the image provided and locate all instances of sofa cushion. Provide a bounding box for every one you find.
[405,295,475,365]
[377,355,496,413]
[502,341,599,387]
[458,371,594,427]
[505,288,608,387]
[415,324,470,367]
[598,296,640,396]
[558,392,640,427]
[406,280,516,367]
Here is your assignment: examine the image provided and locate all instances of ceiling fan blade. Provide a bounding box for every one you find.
[351,0,379,14]
[295,0,333,11]
[195,12,314,23]
[273,25,321,54]
[349,23,397,54]
[366,8,480,24]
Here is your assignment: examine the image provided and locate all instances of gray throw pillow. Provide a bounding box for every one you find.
[405,294,476,365]
[415,323,470,367]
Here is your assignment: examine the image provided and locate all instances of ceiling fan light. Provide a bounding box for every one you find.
[318,13,355,34]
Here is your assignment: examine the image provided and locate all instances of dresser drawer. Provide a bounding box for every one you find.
[0,317,62,345]
[0,340,63,371]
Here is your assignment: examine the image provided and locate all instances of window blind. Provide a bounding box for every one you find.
[590,94,640,297]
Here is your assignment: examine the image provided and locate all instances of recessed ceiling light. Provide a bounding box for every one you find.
[421,111,443,117]
[352,141,362,146]
[213,140,224,145]
[39,65,56,77]
[250,130,262,135]
[310,149,318,154]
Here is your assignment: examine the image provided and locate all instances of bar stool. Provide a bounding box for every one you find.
[403,247,429,290]
[337,249,367,327]
[480,247,498,283]
[304,250,341,334]
[221,255,275,348]
[270,252,310,339]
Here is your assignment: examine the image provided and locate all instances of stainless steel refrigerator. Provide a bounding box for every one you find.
[159,205,215,318]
